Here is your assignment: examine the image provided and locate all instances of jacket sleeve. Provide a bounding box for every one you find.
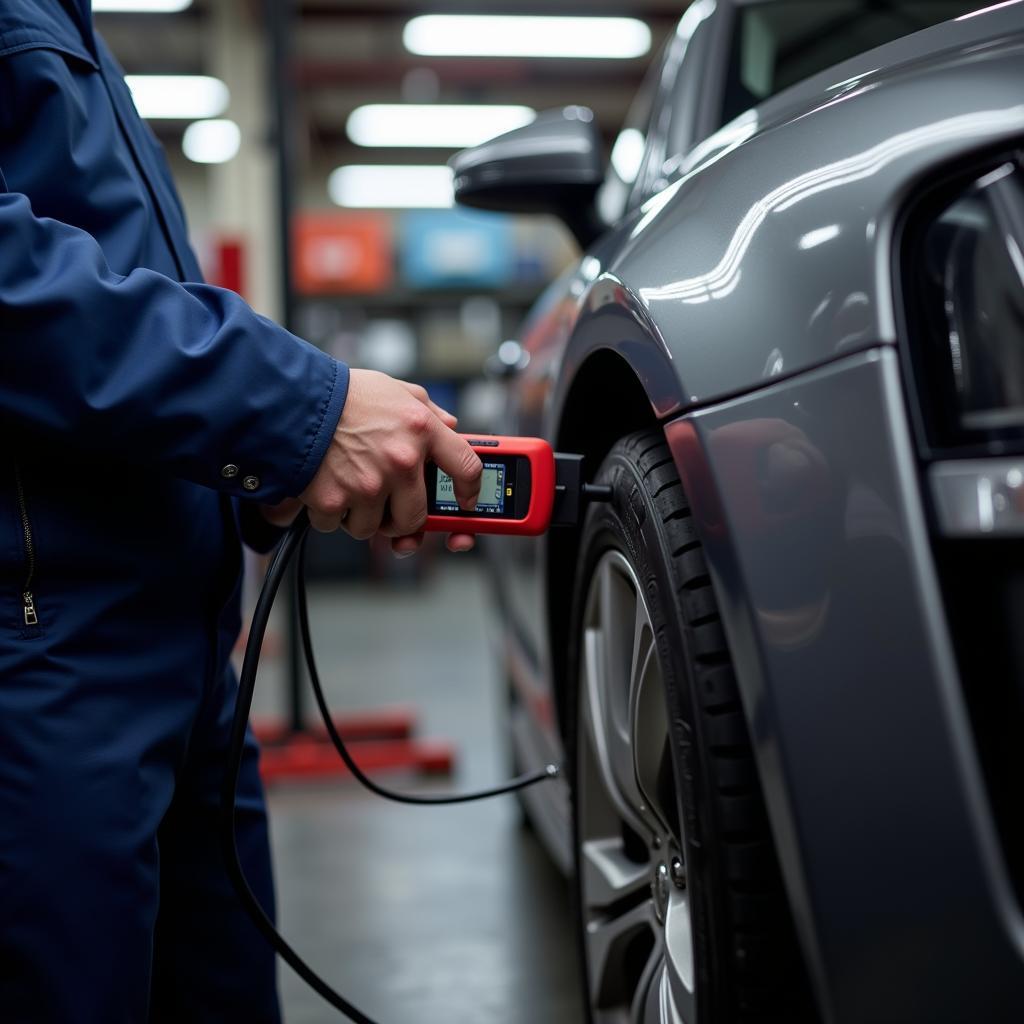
[0,189,347,505]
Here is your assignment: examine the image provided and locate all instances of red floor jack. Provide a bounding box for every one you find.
[253,705,455,784]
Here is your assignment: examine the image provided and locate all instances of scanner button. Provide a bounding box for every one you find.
[242,475,260,492]
[221,464,239,479]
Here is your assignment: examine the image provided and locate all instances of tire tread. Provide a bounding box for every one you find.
[613,430,815,1022]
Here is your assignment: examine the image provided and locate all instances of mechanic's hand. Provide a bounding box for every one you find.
[260,497,303,528]
[258,495,474,553]
[300,369,481,551]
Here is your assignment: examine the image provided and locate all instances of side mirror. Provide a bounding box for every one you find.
[451,106,605,248]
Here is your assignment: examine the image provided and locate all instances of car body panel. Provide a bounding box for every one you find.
[668,348,1024,1021]
[622,37,1024,406]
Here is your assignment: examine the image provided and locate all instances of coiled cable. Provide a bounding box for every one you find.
[220,510,559,1021]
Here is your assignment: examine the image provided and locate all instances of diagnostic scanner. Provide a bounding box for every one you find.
[425,436,555,536]
[423,435,611,536]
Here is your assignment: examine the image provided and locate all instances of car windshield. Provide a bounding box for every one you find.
[721,0,982,125]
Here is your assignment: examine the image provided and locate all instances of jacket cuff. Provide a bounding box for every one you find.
[290,358,349,497]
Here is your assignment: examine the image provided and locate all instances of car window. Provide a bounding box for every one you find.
[721,0,981,126]
[597,44,666,226]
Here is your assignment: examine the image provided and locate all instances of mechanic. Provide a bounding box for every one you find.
[0,1,481,1021]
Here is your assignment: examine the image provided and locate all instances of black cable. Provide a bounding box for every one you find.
[221,509,560,1021]
[295,526,559,805]
[221,515,378,1023]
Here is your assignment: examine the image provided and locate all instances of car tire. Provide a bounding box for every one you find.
[567,429,816,1024]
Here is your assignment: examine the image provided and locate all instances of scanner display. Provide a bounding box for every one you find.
[435,464,505,513]
[426,452,528,522]
[423,435,552,535]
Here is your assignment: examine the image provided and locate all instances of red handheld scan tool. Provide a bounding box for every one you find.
[424,435,556,537]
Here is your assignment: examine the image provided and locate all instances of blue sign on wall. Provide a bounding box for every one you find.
[400,209,514,289]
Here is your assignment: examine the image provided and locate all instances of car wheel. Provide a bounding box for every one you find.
[568,430,815,1023]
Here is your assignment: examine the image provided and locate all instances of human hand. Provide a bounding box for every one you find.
[300,369,481,552]
[259,495,474,552]
[260,497,303,528]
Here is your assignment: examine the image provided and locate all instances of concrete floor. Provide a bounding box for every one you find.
[249,554,584,1024]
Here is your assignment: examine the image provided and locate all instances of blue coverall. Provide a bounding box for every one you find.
[0,2,349,1020]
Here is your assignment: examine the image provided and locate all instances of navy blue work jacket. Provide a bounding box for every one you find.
[0,2,347,671]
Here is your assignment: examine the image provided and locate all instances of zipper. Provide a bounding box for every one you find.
[14,465,39,627]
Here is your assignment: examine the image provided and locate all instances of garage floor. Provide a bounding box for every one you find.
[250,555,584,1024]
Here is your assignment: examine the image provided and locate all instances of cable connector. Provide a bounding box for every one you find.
[551,453,613,527]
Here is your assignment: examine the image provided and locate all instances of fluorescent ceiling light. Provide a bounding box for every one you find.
[125,75,229,120]
[404,15,651,59]
[347,104,536,149]
[182,119,241,164]
[94,0,192,10]
[329,165,454,209]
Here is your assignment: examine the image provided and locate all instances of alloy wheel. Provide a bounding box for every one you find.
[577,550,696,1024]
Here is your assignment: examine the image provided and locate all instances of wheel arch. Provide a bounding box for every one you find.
[545,347,661,743]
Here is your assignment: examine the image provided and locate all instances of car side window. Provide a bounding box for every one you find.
[720,0,982,127]
[599,0,722,224]
[597,45,665,226]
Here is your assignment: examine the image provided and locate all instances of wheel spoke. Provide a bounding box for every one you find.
[630,942,665,1024]
[581,837,650,910]
[596,555,638,746]
[582,626,649,840]
[631,631,672,835]
[663,894,696,1022]
[583,557,663,839]
[585,897,657,1008]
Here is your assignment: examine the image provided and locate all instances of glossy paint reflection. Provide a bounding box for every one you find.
[605,39,1024,407]
[639,103,1024,307]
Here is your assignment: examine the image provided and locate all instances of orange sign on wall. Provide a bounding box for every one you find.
[293,213,393,295]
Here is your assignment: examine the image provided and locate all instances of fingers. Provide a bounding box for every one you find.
[431,404,458,430]
[429,424,482,510]
[391,533,423,558]
[344,497,386,541]
[260,497,304,528]
[384,470,428,538]
[301,370,467,542]
[391,532,474,558]
[399,380,457,429]
[306,486,347,533]
[308,508,345,533]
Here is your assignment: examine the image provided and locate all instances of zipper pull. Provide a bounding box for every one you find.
[22,592,38,626]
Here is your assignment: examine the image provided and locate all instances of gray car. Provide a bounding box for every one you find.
[450,1,1024,1022]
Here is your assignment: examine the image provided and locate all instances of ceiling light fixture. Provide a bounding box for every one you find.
[182,119,241,164]
[347,104,536,149]
[125,75,229,120]
[94,0,192,11]
[403,14,651,59]
[328,165,454,209]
